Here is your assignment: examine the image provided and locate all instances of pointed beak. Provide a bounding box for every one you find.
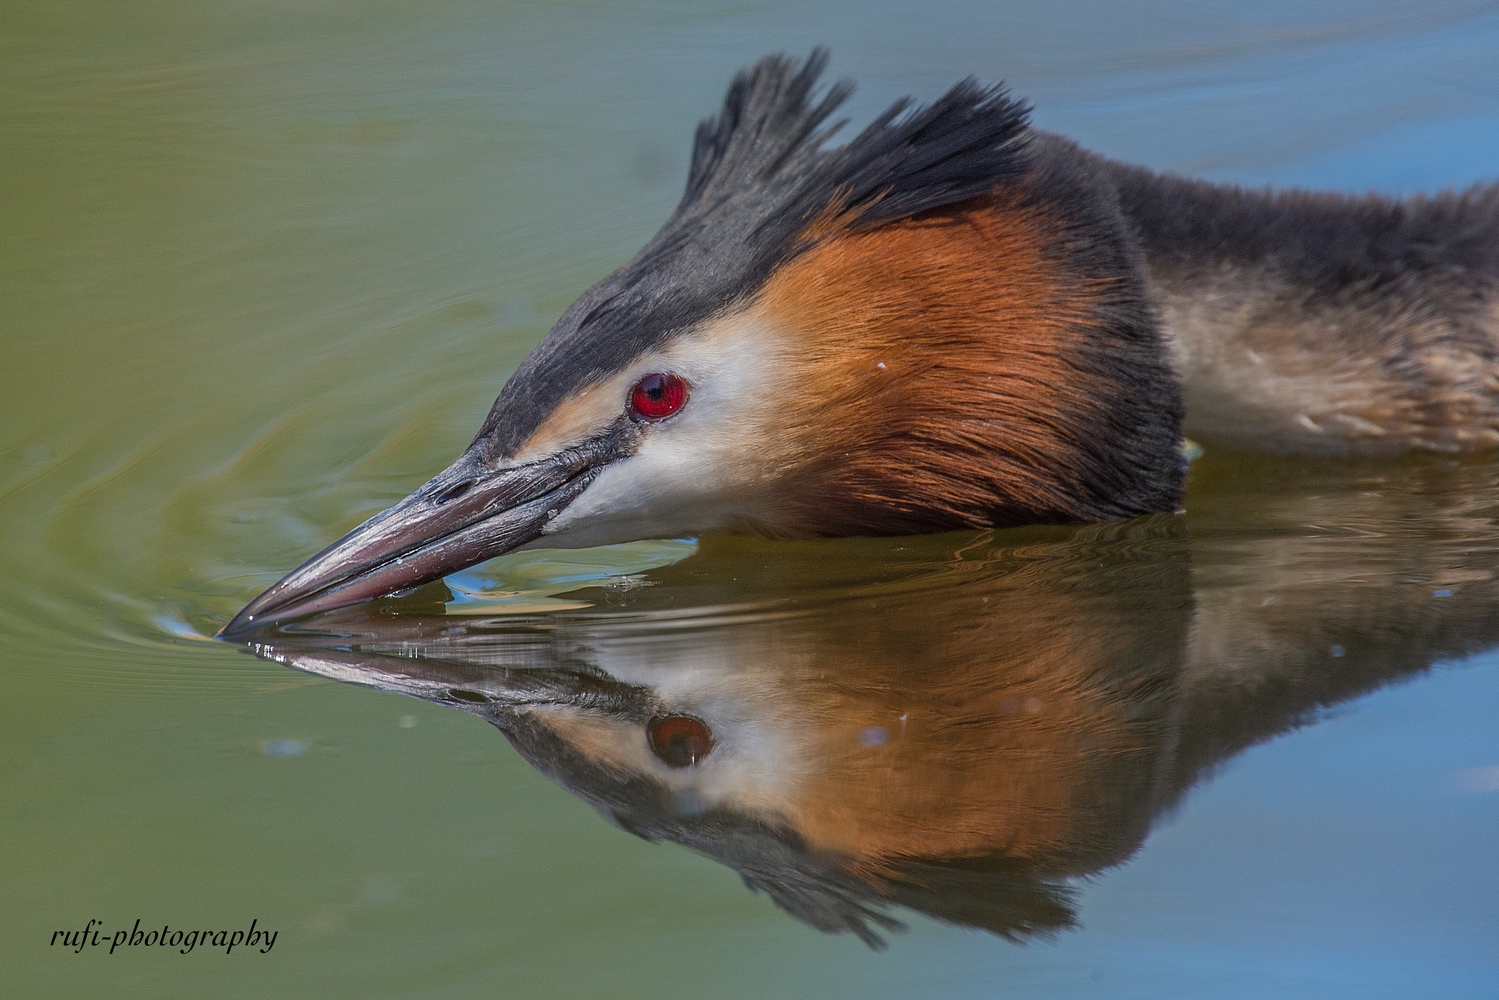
[218,424,633,639]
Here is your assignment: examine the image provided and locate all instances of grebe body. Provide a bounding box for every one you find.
[221,51,1499,636]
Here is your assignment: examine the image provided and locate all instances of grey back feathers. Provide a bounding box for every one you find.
[1095,146,1499,453]
[476,49,1032,457]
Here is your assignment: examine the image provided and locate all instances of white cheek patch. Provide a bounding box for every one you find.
[539,311,794,546]
[530,704,801,819]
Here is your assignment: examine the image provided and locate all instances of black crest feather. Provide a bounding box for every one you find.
[680,49,854,209]
[480,49,1034,456]
[677,48,1031,235]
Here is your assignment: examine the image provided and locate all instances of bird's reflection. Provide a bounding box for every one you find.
[247,454,1499,946]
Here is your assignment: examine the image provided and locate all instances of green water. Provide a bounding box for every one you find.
[4,2,1498,996]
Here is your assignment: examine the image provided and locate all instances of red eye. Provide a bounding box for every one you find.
[628,373,689,421]
[647,714,714,768]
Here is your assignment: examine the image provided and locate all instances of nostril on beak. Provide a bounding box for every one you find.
[434,479,474,505]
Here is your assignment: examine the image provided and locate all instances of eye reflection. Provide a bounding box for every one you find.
[647,714,714,768]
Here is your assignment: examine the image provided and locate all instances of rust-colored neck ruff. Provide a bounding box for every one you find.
[755,179,1183,535]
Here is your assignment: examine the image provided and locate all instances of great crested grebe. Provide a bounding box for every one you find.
[220,50,1499,637]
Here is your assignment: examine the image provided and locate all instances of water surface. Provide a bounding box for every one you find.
[3,1,1498,996]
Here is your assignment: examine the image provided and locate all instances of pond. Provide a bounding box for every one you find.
[4,1,1497,997]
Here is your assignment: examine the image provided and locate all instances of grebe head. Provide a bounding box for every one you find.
[221,50,1183,638]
